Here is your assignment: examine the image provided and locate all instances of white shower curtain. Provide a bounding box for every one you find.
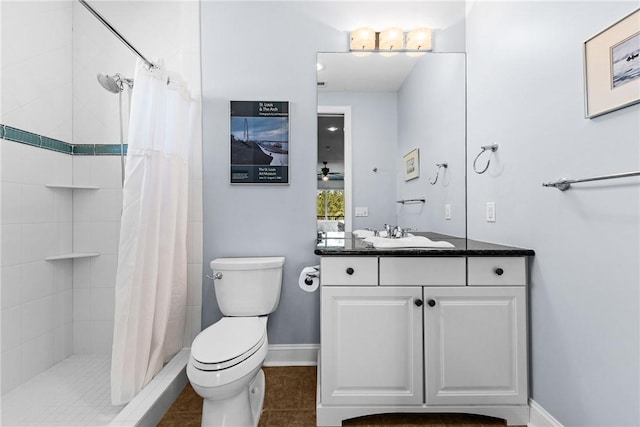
[111,59,195,405]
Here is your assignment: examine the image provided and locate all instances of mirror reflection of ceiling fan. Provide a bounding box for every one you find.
[318,161,343,181]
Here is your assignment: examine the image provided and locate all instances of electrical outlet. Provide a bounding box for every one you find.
[355,207,369,217]
[486,202,496,222]
[445,204,451,220]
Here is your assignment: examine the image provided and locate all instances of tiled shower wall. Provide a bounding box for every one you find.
[1,140,75,394]
[1,1,203,394]
[1,1,74,394]
[70,156,122,355]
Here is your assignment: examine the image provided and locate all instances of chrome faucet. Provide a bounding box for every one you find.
[380,225,415,238]
[364,227,379,237]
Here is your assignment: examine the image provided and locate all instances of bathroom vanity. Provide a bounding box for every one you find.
[314,232,534,426]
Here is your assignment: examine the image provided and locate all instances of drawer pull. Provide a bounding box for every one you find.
[414,299,423,307]
[346,267,355,275]
[427,299,436,307]
[494,268,504,276]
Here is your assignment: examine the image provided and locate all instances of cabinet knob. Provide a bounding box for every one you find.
[494,267,504,276]
[427,299,436,307]
[414,299,423,307]
[346,267,354,275]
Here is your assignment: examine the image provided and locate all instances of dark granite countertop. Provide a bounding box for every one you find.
[314,232,534,257]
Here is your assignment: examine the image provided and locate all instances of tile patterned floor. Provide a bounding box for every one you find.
[159,366,524,427]
[0,356,124,427]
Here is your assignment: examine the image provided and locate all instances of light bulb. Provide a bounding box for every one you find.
[379,27,404,51]
[406,28,432,51]
[350,27,376,51]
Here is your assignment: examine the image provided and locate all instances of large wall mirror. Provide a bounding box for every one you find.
[317,52,466,240]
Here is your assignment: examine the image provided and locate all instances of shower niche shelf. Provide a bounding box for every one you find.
[45,184,100,190]
[46,252,100,261]
[45,184,102,261]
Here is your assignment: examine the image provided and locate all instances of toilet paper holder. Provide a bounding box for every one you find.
[304,267,319,285]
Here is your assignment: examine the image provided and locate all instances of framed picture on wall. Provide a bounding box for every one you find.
[403,148,420,181]
[230,101,289,184]
[584,9,640,118]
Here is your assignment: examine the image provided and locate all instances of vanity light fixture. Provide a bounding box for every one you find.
[349,27,432,53]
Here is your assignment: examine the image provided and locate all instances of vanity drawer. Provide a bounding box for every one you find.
[379,257,465,286]
[468,257,526,286]
[321,257,378,286]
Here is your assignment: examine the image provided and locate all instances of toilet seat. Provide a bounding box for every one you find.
[191,317,266,372]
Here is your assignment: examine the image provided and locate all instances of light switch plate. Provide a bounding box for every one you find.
[355,207,369,217]
[486,202,496,222]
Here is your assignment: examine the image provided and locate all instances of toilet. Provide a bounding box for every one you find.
[187,256,285,427]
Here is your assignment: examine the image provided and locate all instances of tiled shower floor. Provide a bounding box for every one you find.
[1,355,124,426]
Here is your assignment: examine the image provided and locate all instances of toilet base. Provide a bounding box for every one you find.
[201,369,265,427]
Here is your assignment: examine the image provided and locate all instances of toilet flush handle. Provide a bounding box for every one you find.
[206,272,223,280]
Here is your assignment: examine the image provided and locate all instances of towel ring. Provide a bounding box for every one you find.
[429,163,448,185]
[473,144,498,174]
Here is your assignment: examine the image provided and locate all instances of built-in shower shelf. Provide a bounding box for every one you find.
[45,252,100,261]
[45,184,100,190]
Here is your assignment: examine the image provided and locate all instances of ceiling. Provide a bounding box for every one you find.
[317,115,344,177]
[317,53,422,92]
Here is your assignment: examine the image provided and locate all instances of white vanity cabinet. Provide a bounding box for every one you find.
[424,286,527,406]
[320,286,423,405]
[317,255,530,426]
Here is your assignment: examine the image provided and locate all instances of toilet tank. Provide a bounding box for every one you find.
[211,257,285,316]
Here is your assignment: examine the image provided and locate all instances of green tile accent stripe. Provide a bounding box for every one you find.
[95,144,127,155]
[0,124,126,156]
[72,144,96,155]
[4,125,42,147]
[72,144,128,155]
[42,136,73,154]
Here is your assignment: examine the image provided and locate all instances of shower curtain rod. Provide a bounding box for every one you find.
[78,0,157,70]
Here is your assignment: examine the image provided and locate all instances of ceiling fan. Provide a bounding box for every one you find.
[318,161,342,181]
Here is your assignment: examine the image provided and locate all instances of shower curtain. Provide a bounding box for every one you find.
[111,59,195,405]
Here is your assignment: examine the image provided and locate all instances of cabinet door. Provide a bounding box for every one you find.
[424,287,527,405]
[321,286,423,405]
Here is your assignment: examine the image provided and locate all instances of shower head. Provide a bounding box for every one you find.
[97,73,133,93]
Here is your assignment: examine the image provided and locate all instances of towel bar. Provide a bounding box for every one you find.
[396,198,426,204]
[542,171,640,191]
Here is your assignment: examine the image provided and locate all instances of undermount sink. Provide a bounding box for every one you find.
[363,235,455,249]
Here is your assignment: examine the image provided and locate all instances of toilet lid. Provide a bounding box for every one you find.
[191,317,266,370]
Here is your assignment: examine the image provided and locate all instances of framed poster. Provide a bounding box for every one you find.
[230,101,289,184]
[584,9,640,118]
[403,148,420,181]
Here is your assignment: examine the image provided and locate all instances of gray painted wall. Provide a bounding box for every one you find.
[200,1,467,344]
[466,2,639,426]
[201,1,639,424]
[318,91,399,230]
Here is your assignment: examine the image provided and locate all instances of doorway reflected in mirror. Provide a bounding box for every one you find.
[317,114,345,232]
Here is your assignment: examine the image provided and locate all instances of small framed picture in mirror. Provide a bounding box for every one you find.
[403,148,420,181]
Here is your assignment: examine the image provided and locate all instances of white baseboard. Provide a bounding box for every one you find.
[528,399,563,427]
[264,344,319,366]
